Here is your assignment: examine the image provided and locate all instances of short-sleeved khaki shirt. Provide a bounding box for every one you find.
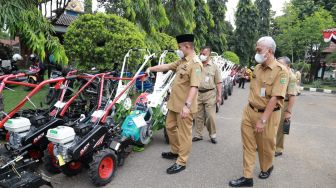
[199,60,222,90]
[167,53,202,113]
[248,59,289,109]
[286,70,298,98]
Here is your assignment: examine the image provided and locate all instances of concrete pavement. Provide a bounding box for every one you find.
[50,83,336,188]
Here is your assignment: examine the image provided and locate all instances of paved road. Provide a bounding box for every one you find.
[50,84,336,188]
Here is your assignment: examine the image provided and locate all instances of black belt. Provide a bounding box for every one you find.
[249,103,280,113]
[199,88,214,93]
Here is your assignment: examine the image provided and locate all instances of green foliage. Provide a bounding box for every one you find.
[312,79,322,88]
[292,61,311,73]
[99,0,169,34]
[84,0,92,13]
[0,0,68,64]
[145,32,178,65]
[194,0,214,48]
[326,52,336,64]
[206,0,228,53]
[64,13,147,70]
[235,0,259,65]
[255,0,271,36]
[151,107,166,132]
[223,51,240,65]
[164,0,196,35]
[0,30,10,39]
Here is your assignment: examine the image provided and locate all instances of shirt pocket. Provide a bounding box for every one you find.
[265,78,274,98]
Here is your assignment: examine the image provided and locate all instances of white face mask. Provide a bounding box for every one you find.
[255,53,267,64]
[176,50,185,59]
[199,55,208,62]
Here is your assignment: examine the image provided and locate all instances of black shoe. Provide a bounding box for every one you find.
[259,166,274,179]
[161,152,178,160]
[166,163,186,174]
[275,152,282,157]
[192,137,203,142]
[210,138,217,144]
[229,177,253,187]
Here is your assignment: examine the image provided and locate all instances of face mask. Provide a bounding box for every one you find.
[176,50,185,59]
[199,55,208,62]
[255,53,267,64]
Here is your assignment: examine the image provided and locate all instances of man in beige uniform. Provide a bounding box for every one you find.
[193,46,222,144]
[147,34,202,174]
[275,57,297,157]
[229,36,289,187]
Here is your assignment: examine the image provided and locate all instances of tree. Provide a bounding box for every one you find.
[207,0,228,53]
[223,51,240,65]
[84,0,92,13]
[298,8,335,80]
[98,0,169,34]
[225,21,235,51]
[255,0,271,36]
[0,0,68,64]
[234,0,259,65]
[164,0,196,35]
[64,13,146,70]
[194,0,214,48]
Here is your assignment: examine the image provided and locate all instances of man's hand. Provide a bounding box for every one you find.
[180,106,191,119]
[255,120,265,133]
[284,111,291,120]
[216,95,222,104]
[145,67,151,75]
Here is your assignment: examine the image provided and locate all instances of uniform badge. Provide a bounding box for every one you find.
[280,77,287,84]
[195,68,201,75]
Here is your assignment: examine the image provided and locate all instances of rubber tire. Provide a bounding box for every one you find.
[42,150,61,174]
[216,103,219,113]
[163,128,169,144]
[45,88,57,105]
[24,77,36,91]
[221,92,224,105]
[228,83,232,96]
[88,149,117,186]
[61,161,83,177]
[224,88,228,100]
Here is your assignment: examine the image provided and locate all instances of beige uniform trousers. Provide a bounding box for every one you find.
[166,110,194,166]
[276,101,288,153]
[241,105,281,178]
[195,90,217,138]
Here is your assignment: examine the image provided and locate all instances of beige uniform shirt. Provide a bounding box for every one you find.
[167,53,202,113]
[249,59,289,109]
[286,70,298,98]
[199,60,222,90]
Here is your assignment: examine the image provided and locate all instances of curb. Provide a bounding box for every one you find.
[301,86,336,94]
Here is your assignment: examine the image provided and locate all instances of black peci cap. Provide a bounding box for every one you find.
[176,34,194,43]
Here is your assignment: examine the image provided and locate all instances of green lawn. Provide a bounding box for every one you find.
[303,84,336,91]
[2,85,48,113]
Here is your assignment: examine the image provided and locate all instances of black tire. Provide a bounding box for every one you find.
[163,128,169,144]
[88,149,117,186]
[224,88,228,100]
[42,150,61,174]
[24,77,36,91]
[61,161,83,177]
[221,92,224,105]
[216,103,219,113]
[228,83,232,96]
[230,83,234,95]
[45,88,57,105]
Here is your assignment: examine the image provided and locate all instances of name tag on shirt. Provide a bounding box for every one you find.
[205,76,210,83]
[260,87,266,97]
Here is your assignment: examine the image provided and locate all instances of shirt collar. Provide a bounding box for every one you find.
[261,58,277,70]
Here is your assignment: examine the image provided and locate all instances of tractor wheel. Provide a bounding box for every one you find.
[61,161,83,177]
[163,128,169,144]
[88,149,117,186]
[45,88,57,105]
[42,150,61,174]
[24,77,36,91]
